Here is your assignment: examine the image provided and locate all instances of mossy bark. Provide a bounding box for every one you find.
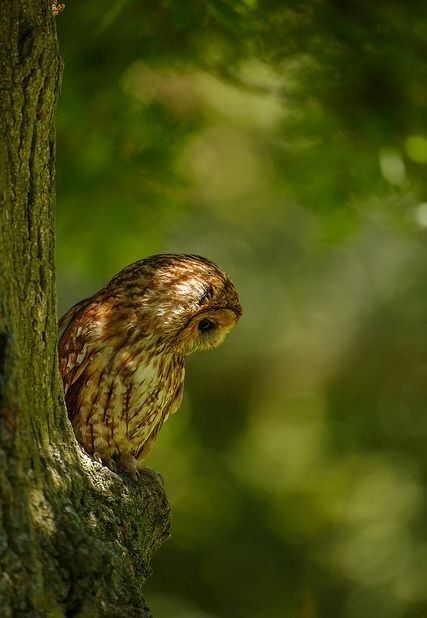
[0,2,170,616]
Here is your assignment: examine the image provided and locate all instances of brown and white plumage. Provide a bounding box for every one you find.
[58,254,242,477]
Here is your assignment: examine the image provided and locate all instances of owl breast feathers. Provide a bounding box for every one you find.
[58,254,242,478]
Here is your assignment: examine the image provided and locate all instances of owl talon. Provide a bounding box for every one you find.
[129,468,140,482]
[117,454,139,479]
[117,454,163,485]
[92,453,119,474]
[93,452,103,465]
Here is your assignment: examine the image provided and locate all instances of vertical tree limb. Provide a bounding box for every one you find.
[0,2,170,615]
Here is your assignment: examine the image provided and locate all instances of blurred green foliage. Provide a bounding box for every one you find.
[56,2,427,616]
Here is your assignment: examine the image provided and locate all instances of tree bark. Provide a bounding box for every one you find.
[0,2,170,616]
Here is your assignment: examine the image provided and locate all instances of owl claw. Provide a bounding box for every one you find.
[117,454,139,480]
[128,466,140,482]
[117,454,163,485]
[93,452,103,465]
[92,452,118,473]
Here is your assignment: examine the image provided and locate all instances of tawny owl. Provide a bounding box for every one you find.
[58,254,242,478]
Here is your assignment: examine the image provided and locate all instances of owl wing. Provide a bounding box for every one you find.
[59,298,91,338]
[58,297,94,406]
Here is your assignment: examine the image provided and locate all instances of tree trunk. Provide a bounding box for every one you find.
[0,2,170,616]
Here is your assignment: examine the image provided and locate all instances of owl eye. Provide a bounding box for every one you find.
[198,318,215,333]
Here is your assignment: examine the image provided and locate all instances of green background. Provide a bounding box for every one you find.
[56,2,427,617]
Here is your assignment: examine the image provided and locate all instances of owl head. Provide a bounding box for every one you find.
[108,254,242,356]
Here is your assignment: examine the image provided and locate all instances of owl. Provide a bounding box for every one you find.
[58,254,242,478]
